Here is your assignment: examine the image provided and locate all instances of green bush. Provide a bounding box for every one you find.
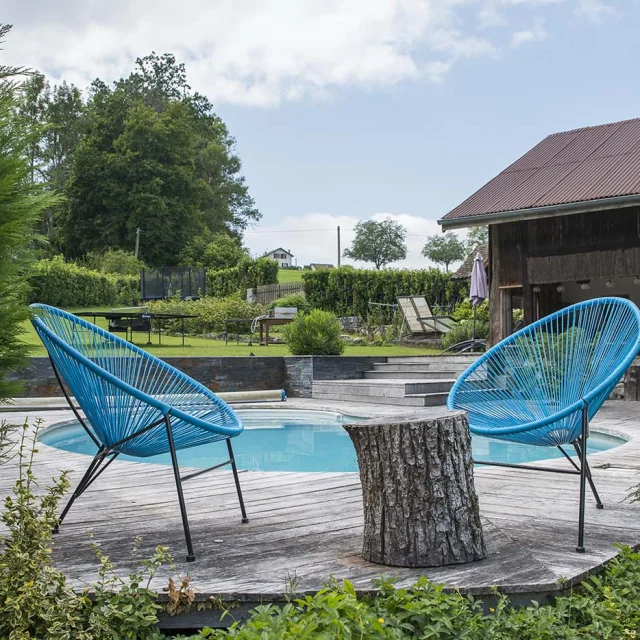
[148,294,268,334]
[207,257,278,297]
[84,249,146,276]
[28,256,139,307]
[283,310,344,355]
[269,293,310,313]
[442,319,489,349]
[452,299,489,323]
[302,267,466,322]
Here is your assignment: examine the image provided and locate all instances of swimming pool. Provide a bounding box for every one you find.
[40,409,624,473]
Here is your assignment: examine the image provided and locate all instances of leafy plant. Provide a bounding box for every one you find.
[28,255,139,307]
[283,310,344,355]
[442,319,489,349]
[269,293,310,314]
[302,266,466,324]
[84,249,147,276]
[452,299,489,323]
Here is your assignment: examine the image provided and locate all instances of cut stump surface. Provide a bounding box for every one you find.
[345,409,486,568]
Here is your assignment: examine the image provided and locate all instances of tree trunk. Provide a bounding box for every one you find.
[344,410,486,568]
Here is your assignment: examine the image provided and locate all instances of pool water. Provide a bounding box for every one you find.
[40,409,623,473]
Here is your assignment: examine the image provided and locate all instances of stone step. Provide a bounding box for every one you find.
[372,362,469,373]
[385,355,480,365]
[364,370,456,380]
[312,379,455,399]
[311,391,449,407]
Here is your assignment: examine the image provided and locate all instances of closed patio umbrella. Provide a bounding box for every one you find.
[470,252,487,340]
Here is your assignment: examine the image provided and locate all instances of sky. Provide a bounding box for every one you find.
[3,0,638,269]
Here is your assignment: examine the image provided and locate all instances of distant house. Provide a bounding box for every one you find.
[308,263,334,270]
[263,248,294,267]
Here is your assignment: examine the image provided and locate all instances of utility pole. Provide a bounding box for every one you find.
[337,226,341,267]
[135,228,141,259]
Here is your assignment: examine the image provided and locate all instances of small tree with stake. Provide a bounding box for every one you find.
[343,219,407,269]
[422,232,466,272]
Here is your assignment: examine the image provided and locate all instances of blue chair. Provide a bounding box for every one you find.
[447,297,640,552]
[31,304,248,562]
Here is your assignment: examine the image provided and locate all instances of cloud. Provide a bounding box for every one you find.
[3,0,618,107]
[576,0,618,21]
[244,211,461,270]
[510,21,547,47]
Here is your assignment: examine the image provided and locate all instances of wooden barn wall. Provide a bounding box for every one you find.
[489,206,640,343]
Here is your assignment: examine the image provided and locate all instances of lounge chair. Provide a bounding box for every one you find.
[397,295,457,336]
[31,304,248,562]
[447,297,640,552]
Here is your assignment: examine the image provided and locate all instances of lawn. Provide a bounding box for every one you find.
[23,308,440,357]
[277,268,305,284]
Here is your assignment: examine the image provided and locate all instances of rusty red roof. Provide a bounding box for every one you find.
[440,117,640,227]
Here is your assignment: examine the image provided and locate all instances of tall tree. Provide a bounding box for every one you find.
[343,219,407,269]
[466,225,488,252]
[422,232,466,272]
[179,230,248,269]
[60,53,259,266]
[0,24,59,400]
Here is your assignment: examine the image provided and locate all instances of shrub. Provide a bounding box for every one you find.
[283,310,344,355]
[302,267,466,322]
[442,319,489,349]
[451,299,489,323]
[207,257,278,297]
[84,249,146,276]
[269,293,310,313]
[148,294,268,334]
[28,256,139,308]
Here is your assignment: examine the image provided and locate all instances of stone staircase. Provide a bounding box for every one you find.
[311,355,479,407]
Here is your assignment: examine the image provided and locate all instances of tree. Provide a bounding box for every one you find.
[466,225,488,252]
[0,24,59,401]
[422,232,466,272]
[55,53,259,266]
[343,219,407,269]
[179,230,248,269]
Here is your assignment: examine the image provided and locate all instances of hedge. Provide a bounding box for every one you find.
[27,256,139,308]
[302,267,467,321]
[207,256,278,297]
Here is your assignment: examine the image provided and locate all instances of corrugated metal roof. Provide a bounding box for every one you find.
[441,117,640,224]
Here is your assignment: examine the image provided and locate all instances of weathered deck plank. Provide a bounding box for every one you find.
[0,400,639,603]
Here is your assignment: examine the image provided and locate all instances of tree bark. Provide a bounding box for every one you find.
[344,409,486,568]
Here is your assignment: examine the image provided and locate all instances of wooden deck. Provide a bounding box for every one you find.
[1,399,640,619]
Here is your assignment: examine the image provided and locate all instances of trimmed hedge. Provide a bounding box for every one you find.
[302,267,467,321]
[207,256,278,297]
[27,256,139,308]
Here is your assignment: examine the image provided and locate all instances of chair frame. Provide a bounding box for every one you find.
[397,295,457,336]
[33,306,248,562]
[448,297,640,553]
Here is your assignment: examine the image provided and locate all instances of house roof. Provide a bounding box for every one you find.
[264,247,294,257]
[440,117,640,229]
[452,244,489,280]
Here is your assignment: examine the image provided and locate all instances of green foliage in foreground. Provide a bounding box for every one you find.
[283,310,344,356]
[1,418,640,639]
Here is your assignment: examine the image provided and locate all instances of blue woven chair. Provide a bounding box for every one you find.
[447,297,640,552]
[31,304,248,562]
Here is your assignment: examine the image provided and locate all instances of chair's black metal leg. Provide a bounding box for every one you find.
[165,415,196,562]
[55,448,107,532]
[576,402,588,553]
[227,439,249,523]
[573,441,604,509]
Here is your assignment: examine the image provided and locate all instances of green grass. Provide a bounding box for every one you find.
[22,307,439,357]
[277,269,305,284]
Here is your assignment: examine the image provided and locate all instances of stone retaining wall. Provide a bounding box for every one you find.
[9,356,385,399]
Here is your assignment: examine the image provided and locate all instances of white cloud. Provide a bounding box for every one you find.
[2,0,618,107]
[244,212,462,270]
[510,21,547,47]
[576,0,618,21]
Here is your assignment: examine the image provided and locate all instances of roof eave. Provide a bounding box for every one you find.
[438,193,640,231]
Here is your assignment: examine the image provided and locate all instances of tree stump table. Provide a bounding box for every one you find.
[344,409,486,567]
